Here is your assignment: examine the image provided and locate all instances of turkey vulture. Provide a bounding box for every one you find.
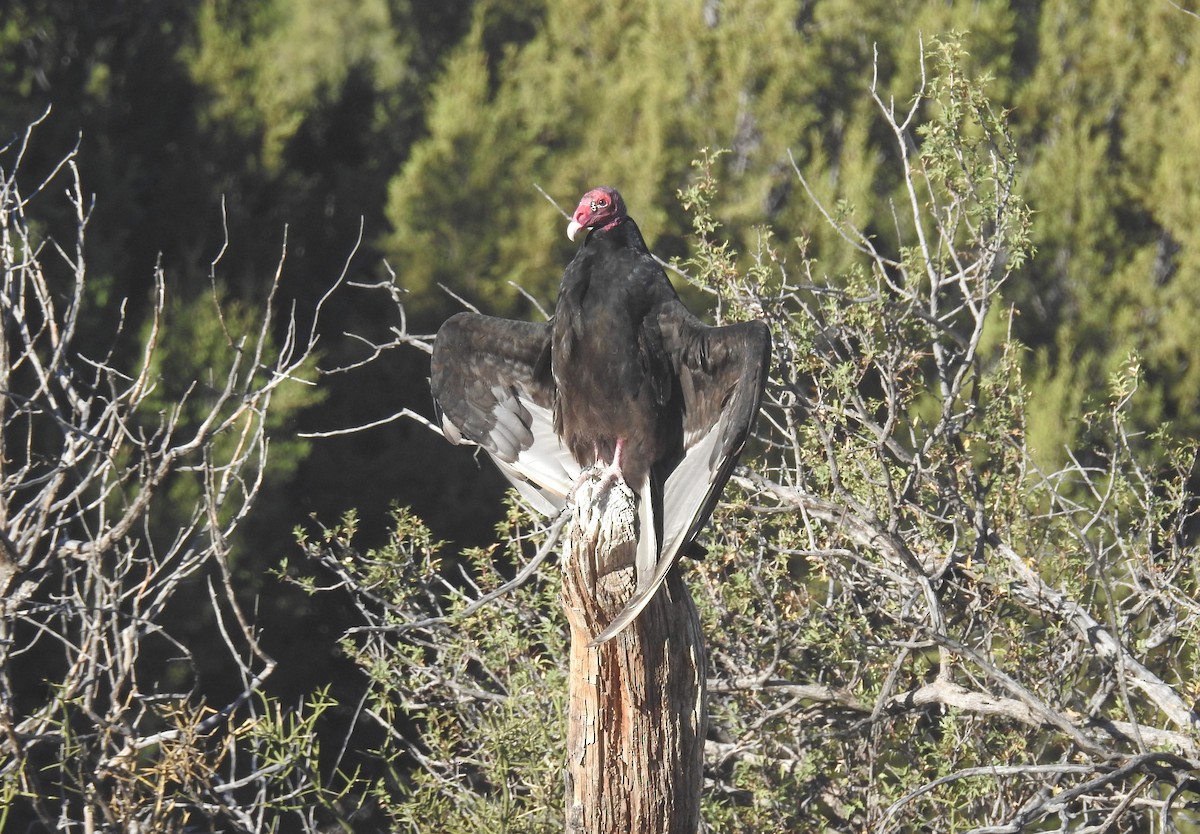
[431,186,770,644]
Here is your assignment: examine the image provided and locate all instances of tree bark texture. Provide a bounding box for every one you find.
[560,473,707,834]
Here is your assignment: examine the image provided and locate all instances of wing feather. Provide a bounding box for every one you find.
[431,312,579,514]
[591,302,770,644]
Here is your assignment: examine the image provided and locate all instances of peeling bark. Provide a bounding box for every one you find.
[560,474,706,834]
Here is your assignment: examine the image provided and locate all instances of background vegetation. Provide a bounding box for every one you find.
[3,1,1200,831]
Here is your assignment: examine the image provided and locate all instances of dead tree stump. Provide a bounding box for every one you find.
[559,472,706,834]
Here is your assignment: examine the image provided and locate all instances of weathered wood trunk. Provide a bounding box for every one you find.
[560,474,706,834]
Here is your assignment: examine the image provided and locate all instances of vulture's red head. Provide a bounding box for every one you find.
[567,186,626,241]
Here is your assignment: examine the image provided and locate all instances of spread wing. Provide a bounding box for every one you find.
[430,312,579,515]
[592,302,771,644]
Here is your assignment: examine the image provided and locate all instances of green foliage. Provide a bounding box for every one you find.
[374,0,1200,466]
[187,0,413,172]
[0,127,375,832]
[381,0,1020,315]
[131,285,322,567]
[1014,0,1200,462]
[298,503,569,832]
[918,37,1032,274]
[315,36,1200,831]
[9,1,1200,830]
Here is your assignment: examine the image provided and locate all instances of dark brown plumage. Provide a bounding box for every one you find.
[431,186,770,643]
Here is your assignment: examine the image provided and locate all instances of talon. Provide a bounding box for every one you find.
[567,439,629,504]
